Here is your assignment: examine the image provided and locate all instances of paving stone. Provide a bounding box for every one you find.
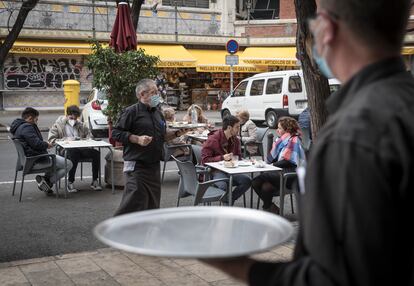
[172,258,199,267]
[251,251,285,262]
[131,258,210,286]
[111,271,164,286]
[210,278,246,286]
[56,250,100,260]
[271,245,294,259]
[9,256,55,267]
[69,270,121,286]
[0,267,30,286]
[184,262,229,282]
[90,253,149,277]
[19,261,58,273]
[22,268,74,286]
[56,257,101,275]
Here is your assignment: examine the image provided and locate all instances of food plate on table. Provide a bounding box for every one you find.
[94,207,293,258]
[168,122,207,129]
[238,160,253,167]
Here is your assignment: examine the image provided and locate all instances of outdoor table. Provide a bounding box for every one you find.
[205,161,281,206]
[55,139,115,197]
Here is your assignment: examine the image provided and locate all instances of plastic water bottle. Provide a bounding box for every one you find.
[191,105,198,124]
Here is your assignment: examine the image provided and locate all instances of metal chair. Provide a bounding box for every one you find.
[172,156,228,206]
[243,126,269,160]
[279,171,297,216]
[11,138,59,202]
[161,142,192,183]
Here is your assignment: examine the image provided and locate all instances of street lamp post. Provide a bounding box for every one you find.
[92,0,96,39]
[246,0,251,45]
[174,1,178,42]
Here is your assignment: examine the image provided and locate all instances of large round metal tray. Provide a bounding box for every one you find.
[94,206,293,258]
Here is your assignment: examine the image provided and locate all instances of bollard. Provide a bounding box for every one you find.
[63,80,80,114]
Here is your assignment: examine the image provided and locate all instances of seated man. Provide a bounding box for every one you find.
[10,107,72,195]
[201,115,251,205]
[48,105,102,192]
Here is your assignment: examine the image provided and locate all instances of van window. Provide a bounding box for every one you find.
[233,81,248,97]
[250,79,265,96]
[266,78,283,94]
[288,76,302,93]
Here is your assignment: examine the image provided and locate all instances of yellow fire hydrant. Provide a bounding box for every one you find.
[63,80,80,115]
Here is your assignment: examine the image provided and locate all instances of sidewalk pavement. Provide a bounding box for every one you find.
[0,243,294,286]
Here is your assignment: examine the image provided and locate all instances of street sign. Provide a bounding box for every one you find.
[226,55,239,66]
[226,39,239,54]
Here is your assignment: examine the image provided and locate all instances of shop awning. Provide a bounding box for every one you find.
[189,49,268,73]
[402,46,414,55]
[139,44,196,68]
[241,47,298,66]
[7,41,196,68]
[7,41,92,55]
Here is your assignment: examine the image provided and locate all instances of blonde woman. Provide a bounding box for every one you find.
[236,110,258,155]
[183,104,208,124]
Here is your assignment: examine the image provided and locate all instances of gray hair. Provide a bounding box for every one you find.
[135,79,156,97]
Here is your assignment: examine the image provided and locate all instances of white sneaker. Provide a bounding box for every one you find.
[67,182,78,193]
[90,180,102,191]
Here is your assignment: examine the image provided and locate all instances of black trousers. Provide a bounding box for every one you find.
[114,163,161,216]
[252,172,296,209]
[66,148,100,183]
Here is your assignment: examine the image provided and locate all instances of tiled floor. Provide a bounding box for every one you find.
[0,243,294,286]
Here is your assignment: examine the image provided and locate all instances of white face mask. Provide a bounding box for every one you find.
[68,119,76,127]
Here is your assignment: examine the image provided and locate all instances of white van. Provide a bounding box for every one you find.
[221,70,339,128]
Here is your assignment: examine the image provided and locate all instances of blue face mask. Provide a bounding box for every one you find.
[150,94,160,108]
[312,45,334,79]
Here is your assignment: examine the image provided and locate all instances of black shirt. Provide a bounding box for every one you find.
[112,102,166,166]
[249,57,414,286]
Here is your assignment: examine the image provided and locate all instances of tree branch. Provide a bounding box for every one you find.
[0,0,39,66]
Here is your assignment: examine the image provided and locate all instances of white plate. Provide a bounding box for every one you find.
[94,207,293,258]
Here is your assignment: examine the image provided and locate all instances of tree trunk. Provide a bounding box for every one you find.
[0,0,39,66]
[131,0,145,31]
[294,0,331,141]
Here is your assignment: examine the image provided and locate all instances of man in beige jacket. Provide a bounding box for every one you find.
[48,105,102,192]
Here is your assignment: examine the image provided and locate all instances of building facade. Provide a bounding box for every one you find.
[1,0,413,110]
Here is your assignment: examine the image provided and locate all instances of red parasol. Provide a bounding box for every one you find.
[109,2,137,53]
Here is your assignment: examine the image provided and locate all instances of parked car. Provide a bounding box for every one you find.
[221,70,340,128]
[81,88,108,138]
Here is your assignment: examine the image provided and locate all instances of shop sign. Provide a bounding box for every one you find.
[10,46,91,55]
[243,59,298,66]
[197,65,267,73]
[157,61,196,68]
[225,55,239,66]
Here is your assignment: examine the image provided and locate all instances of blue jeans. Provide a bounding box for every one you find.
[212,171,251,205]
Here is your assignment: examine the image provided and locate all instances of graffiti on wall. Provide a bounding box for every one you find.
[3,55,92,90]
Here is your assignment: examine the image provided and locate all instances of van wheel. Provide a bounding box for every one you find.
[266,111,278,128]
[221,109,231,119]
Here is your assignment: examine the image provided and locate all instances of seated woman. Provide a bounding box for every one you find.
[183,104,208,124]
[162,107,190,157]
[236,110,257,156]
[252,116,306,214]
[183,104,210,145]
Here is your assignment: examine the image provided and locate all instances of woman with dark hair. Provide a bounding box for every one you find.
[252,116,306,214]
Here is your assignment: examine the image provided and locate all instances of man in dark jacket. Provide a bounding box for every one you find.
[112,79,188,215]
[201,115,251,205]
[203,1,414,286]
[10,107,72,194]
